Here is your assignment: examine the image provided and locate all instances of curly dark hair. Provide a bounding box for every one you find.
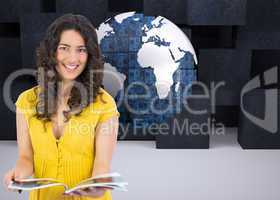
[35,13,105,122]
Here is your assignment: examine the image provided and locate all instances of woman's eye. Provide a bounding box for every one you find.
[58,46,67,51]
[78,48,87,53]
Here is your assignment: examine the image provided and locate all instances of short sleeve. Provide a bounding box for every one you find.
[98,91,120,123]
[15,87,37,121]
[15,91,28,109]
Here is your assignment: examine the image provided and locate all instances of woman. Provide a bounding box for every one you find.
[3,13,120,200]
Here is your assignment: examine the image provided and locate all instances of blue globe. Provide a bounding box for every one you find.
[97,12,198,137]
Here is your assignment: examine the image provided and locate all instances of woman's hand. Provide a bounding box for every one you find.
[3,168,16,191]
[3,158,34,191]
[64,187,109,198]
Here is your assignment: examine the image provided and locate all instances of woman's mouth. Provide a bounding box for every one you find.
[63,64,79,71]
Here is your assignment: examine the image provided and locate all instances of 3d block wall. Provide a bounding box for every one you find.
[0,0,279,140]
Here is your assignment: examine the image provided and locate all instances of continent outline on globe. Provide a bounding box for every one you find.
[97,11,198,131]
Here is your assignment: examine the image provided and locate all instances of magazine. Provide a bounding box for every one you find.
[8,172,128,194]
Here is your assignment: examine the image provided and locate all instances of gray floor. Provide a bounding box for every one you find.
[1,128,280,200]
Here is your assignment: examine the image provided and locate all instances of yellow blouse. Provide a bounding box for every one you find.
[15,86,120,200]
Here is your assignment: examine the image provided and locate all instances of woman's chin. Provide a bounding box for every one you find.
[60,75,77,83]
[60,71,80,82]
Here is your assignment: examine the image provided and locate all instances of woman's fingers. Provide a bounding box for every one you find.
[84,187,105,197]
[3,169,15,191]
[64,191,81,196]
[63,187,107,198]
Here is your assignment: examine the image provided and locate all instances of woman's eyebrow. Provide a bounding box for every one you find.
[58,43,86,48]
[59,43,70,47]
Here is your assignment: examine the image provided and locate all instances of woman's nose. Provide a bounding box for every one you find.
[68,49,79,62]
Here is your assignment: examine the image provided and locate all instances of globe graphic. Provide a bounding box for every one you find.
[97,11,198,138]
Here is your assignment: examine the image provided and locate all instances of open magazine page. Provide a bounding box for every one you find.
[8,178,68,191]
[64,183,128,194]
[64,173,128,194]
[7,173,128,193]
[77,174,124,185]
[78,172,122,184]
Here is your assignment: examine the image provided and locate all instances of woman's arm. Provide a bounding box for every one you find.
[67,116,119,197]
[92,116,119,176]
[3,108,34,189]
[15,107,34,177]
[66,116,119,198]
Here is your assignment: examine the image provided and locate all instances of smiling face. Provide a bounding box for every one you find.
[55,29,88,83]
